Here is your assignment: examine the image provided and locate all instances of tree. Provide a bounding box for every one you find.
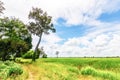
[38,47,47,58]
[0,17,32,49]
[0,1,5,15]
[56,51,59,58]
[27,7,55,61]
[0,38,29,61]
[0,17,32,61]
[42,53,47,58]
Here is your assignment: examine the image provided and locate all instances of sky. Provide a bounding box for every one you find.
[1,0,120,57]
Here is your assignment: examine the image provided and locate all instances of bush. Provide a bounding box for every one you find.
[8,65,23,76]
[0,61,23,79]
[22,50,34,59]
[81,66,118,80]
[81,66,96,75]
[42,54,47,58]
[22,49,41,59]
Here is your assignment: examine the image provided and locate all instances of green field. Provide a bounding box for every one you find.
[19,58,120,80]
[1,58,120,80]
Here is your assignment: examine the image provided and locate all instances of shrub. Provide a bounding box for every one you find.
[22,49,41,59]
[81,66,118,80]
[0,61,23,79]
[22,50,34,59]
[8,65,23,76]
[81,66,96,75]
[42,54,47,58]
[68,67,80,74]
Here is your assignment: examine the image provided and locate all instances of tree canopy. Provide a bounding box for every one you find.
[0,17,32,61]
[28,7,55,36]
[0,1,5,15]
[0,17,32,48]
[0,38,29,61]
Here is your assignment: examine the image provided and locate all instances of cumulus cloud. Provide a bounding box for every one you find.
[41,22,120,57]
[42,33,63,44]
[2,0,120,25]
[32,33,62,49]
[58,31,120,57]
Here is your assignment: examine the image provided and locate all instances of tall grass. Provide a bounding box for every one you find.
[0,61,23,80]
[34,61,80,80]
[81,66,120,80]
[42,58,120,70]
[39,58,120,80]
[2,58,119,80]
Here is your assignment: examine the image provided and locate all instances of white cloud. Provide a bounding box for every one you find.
[1,0,120,25]
[92,34,110,46]
[41,22,120,57]
[31,33,63,57]
[32,33,62,49]
[1,0,120,57]
[42,33,63,44]
[58,31,120,57]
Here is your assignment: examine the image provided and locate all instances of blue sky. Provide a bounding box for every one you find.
[1,0,120,57]
[55,18,88,40]
[99,10,120,22]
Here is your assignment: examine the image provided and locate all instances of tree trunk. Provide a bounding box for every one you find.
[2,52,6,61]
[32,33,42,61]
[13,53,17,62]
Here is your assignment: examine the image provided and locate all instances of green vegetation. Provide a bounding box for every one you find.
[0,61,23,80]
[81,66,119,80]
[22,49,41,59]
[0,17,32,61]
[0,58,120,80]
[22,50,34,59]
[14,58,120,80]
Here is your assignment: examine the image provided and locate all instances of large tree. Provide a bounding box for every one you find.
[56,51,59,58]
[0,17,32,49]
[28,7,55,61]
[0,17,32,61]
[0,1,5,15]
[0,38,29,61]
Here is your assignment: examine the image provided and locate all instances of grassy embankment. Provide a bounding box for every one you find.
[1,58,120,80]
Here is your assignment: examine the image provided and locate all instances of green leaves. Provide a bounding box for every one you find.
[0,61,23,79]
[0,38,29,60]
[28,7,56,36]
[0,1,5,15]
[0,17,32,61]
[0,17,31,40]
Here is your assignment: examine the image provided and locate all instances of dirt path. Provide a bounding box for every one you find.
[25,65,36,80]
[27,71,34,80]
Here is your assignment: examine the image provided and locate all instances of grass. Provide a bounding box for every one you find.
[37,58,120,80]
[0,61,23,80]
[1,57,120,80]
[81,66,120,80]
